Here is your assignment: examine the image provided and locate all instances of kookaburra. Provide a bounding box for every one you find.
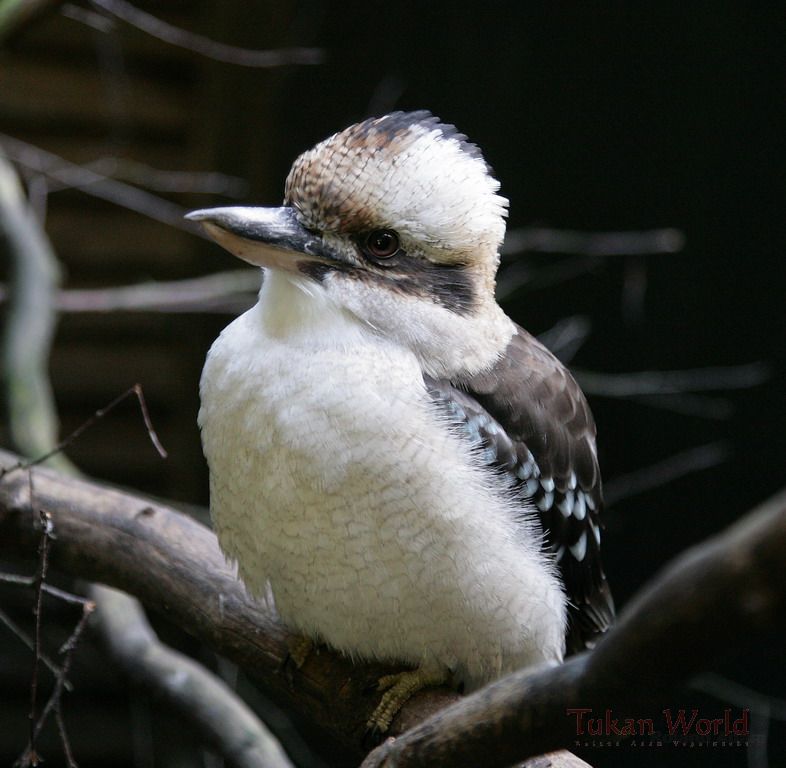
[189,111,614,731]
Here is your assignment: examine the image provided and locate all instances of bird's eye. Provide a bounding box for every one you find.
[364,229,400,260]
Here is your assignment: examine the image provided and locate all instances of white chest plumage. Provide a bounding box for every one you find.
[199,273,566,688]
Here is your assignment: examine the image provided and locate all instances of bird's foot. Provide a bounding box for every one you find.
[287,635,314,669]
[366,667,448,734]
[280,635,314,686]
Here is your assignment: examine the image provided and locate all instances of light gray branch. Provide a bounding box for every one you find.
[603,441,731,506]
[59,270,259,314]
[0,134,208,236]
[0,154,71,473]
[501,226,685,257]
[89,584,294,768]
[573,362,770,397]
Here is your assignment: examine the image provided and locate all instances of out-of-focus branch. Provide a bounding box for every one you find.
[501,226,685,257]
[88,0,323,67]
[0,0,65,43]
[0,134,208,235]
[0,155,71,472]
[537,315,592,364]
[48,156,249,197]
[573,362,770,397]
[360,487,786,768]
[603,441,731,506]
[53,270,258,314]
[89,583,294,768]
[496,226,685,300]
[570,362,769,421]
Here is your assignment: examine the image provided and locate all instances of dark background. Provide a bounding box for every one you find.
[1,2,784,766]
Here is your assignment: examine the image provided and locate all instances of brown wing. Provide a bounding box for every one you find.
[426,324,614,653]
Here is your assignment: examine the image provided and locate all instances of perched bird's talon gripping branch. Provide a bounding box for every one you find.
[191,111,614,730]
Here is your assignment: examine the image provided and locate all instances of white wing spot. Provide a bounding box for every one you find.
[569,531,587,562]
[574,492,587,521]
[557,492,574,518]
[536,490,554,512]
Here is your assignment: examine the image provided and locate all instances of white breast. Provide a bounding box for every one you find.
[199,272,566,687]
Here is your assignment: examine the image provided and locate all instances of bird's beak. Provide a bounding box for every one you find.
[186,206,328,272]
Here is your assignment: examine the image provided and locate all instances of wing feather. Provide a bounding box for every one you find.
[426,325,614,653]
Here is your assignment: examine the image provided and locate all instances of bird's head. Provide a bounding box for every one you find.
[188,112,513,377]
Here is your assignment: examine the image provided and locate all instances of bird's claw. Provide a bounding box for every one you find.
[365,667,447,734]
[279,636,314,686]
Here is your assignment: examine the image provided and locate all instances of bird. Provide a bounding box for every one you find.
[188,111,614,732]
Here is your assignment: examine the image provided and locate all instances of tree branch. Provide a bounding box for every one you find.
[88,583,294,768]
[361,487,786,767]
[2,448,784,766]
[88,0,323,68]
[0,447,430,764]
[0,155,70,472]
[0,134,209,236]
[501,226,685,257]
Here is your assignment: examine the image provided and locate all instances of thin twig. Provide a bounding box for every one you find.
[16,598,96,767]
[603,441,731,506]
[23,505,53,767]
[86,157,249,197]
[0,567,94,691]
[536,316,592,364]
[496,255,604,299]
[0,605,65,682]
[0,573,98,606]
[629,392,734,420]
[54,706,78,768]
[501,226,685,257]
[88,0,323,67]
[573,361,770,397]
[0,384,167,481]
[0,270,261,315]
[33,154,249,198]
[496,227,686,299]
[1,134,209,236]
[60,2,114,32]
[58,270,258,314]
